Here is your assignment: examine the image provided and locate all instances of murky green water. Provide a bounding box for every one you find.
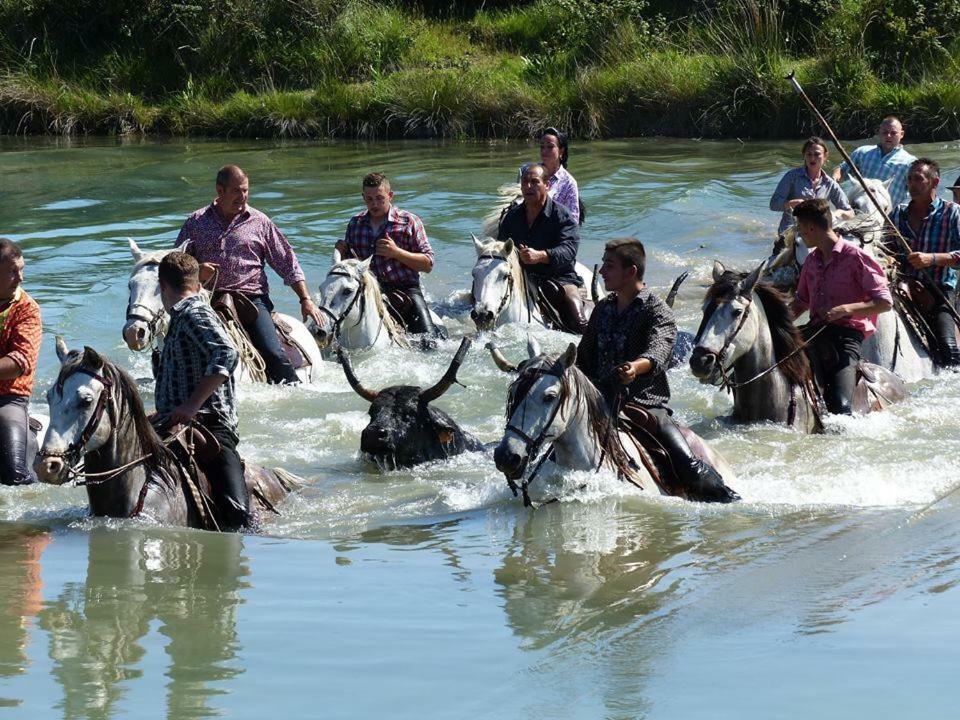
[2,136,960,718]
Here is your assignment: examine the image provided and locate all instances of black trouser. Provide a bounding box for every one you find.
[932,289,960,367]
[802,324,863,415]
[197,416,250,532]
[644,406,737,503]
[0,396,36,486]
[245,295,300,384]
[533,277,588,334]
[381,283,444,338]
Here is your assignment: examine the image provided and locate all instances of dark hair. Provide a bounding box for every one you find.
[910,158,940,180]
[541,126,569,168]
[0,238,23,265]
[520,163,547,180]
[216,165,247,188]
[604,238,646,281]
[362,171,391,190]
[159,251,200,291]
[802,136,828,155]
[792,198,832,230]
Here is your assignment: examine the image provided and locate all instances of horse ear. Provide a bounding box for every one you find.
[526,335,542,358]
[560,342,577,368]
[738,260,768,297]
[712,261,726,282]
[55,336,70,364]
[333,247,342,264]
[81,346,105,370]
[502,238,514,257]
[174,240,190,254]
[128,238,145,262]
[883,177,894,190]
[357,256,373,275]
[472,234,485,256]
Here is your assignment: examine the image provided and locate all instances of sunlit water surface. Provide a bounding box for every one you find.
[1,136,960,718]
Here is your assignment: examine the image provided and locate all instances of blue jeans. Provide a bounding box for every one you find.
[244,295,300,384]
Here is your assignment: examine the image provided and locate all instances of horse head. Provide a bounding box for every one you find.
[36,337,116,484]
[689,260,766,385]
[847,177,893,216]
[470,235,516,331]
[123,238,184,351]
[494,343,577,481]
[313,249,373,347]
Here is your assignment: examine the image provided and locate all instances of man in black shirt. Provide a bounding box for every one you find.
[497,164,588,333]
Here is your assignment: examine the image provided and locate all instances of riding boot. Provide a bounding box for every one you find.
[648,408,738,503]
[402,286,447,343]
[539,280,588,334]
[200,419,251,532]
[0,396,36,485]
[935,299,960,367]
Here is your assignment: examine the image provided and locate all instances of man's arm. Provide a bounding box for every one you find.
[168,374,228,426]
[619,298,677,384]
[0,302,41,382]
[169,306,238,425]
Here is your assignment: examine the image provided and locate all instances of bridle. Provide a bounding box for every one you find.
[39,366,117,474]
[474,253,518,323]
[317,268,369,342]
[126,262,167,346]
[694,294,755,388]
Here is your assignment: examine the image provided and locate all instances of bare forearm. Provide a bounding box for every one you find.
[393,249,433,273]
[291,280,312,302]
[0,356,22,380]
[186,374,228,412]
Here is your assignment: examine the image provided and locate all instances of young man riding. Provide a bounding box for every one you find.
[577,238,736,502]
[789,199,892,414]
[832,116,917,208]
[0,239,41,485]
[335,172,443,340]
[177,165,322,384]
[889,158,960,367]
[155,252,249,531]
[497,163,588,334]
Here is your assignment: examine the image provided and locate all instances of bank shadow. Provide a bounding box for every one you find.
[38,527,249,720]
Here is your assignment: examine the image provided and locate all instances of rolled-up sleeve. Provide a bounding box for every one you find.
[264,220,306,286]
[547,212,579,269]
[4,301,41,377]
[829,178,852,211]
[770,170,794,211]
[406,214,435,268]
[187,307,238,378]
[635,297,677,375]
[859,253,892,304]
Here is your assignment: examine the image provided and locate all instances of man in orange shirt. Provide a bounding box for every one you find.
[0,239,42,485]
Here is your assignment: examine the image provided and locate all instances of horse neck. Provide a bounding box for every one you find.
[503,260,541,325]
[551,380,604,471]
[84,408,150,518]
[344,276,386,347]
[729,295,795,422]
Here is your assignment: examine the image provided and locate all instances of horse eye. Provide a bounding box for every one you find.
[543,390,559,401]
[731,308,743,318]
[78,396,94,407]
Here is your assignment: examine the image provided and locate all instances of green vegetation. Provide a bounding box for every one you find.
[2,0,960,138]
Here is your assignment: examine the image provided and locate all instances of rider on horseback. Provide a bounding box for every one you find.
[155,252,250,531]
[177,165,323,384]
[497,163,588,334]
[335,172,444,341]
[789,199,893,414]
[577,238,736,502]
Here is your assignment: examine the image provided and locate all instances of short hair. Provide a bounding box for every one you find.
[910,157,940,180]
[362,172,391,191]
[792,198,833,230]
[159,251,200,291]
[521,163,547,180]
[880,115,903,128]
[603,238,646,281]
[216,165,247,188]
[801,136,828,155]
[0,238,23,265]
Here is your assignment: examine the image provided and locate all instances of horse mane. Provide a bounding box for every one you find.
[706,270,813,386]
[57,351,178,475]
[330,260,407,346]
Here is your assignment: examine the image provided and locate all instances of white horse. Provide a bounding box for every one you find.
[490,343,739,505]
[121,239,324,383]
[470,236,595,332]
[311,249,444,350]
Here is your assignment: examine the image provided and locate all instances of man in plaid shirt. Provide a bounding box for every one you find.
[335,172,443,339]
[833,116,917,208]
[155,252,250,531]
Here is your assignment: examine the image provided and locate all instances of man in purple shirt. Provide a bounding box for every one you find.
[177,165,322,384]
[335,172,443,340]
[789,199,893,414]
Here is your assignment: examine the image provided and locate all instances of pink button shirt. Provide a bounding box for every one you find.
[794,239,891,338]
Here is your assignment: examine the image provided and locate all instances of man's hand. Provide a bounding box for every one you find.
[518,245,548,265]
[300,297,324,327]
[198,262,219,285]
[168,400,201,427]
[824,304,852,323]
[908,251,935,269]
[376,236,400,259]
[617,361,639,385]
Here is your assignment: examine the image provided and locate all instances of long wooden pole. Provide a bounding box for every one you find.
[784,71,960,328]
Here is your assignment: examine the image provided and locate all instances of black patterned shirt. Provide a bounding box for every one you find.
[155,294,239,438]
[577,290,677,408]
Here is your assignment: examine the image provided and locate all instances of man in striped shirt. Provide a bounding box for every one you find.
[833,116,917,208]
[890,158,960,366]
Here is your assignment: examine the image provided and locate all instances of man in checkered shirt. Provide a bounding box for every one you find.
[155,252,250,531]
[832,116,917,208]
[335,172,443,340]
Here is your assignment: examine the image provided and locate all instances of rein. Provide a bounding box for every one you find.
[40,366,116,471]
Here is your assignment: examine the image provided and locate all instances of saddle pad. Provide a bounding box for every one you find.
[271,314,308,370]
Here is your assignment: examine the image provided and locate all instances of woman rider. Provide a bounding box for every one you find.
[770,136,853,238]
[519,127,585,225]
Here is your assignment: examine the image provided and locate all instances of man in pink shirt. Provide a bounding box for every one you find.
[789,199,893,414]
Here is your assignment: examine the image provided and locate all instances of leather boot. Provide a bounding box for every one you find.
[652,410,739,503]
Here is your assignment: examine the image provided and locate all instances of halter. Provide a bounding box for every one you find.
[317,268,368,342]
[694,294,754,386]
[40,366,116,471]
[475,253,519,323]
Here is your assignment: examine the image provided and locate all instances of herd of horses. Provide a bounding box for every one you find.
[32,176,940,530]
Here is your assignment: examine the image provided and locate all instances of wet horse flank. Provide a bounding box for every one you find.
[35,339,300,528]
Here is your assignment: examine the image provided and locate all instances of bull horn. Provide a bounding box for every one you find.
[591,263,602,303]
[421,337,473,403]
[664,271,689,308]
[336,348,378,402]
[486,342,517,372]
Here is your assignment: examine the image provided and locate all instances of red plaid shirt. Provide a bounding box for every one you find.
[343,206,434,287]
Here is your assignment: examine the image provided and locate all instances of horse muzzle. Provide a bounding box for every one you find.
[689,348,721,385]
[494,437,528,481]
[122,321,151,352]
[470,308,496,332]
[34,454,69,485]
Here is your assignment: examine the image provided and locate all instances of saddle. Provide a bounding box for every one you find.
[211,290,310,372]
[614,404,698,498]
[533,279,593,335]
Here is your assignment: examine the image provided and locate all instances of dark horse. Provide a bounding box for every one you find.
[35,338,301,529]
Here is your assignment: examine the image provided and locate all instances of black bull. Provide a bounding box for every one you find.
[337,338,484,468]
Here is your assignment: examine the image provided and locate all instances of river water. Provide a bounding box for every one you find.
[1,136,960,718]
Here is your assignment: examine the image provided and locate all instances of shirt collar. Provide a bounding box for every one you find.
[170,293,202,316]
[361,205,399,226]
[877,144,904,159]
[908,196,943,217]
[209,202,250,227]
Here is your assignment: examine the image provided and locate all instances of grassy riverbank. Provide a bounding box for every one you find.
[2,0,960,139]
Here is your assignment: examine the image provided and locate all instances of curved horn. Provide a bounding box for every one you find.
[591,263,602,303]
[664,271,689,308]
[486,342,518,372]
[336,348,378,402]
[421,337,473,403]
